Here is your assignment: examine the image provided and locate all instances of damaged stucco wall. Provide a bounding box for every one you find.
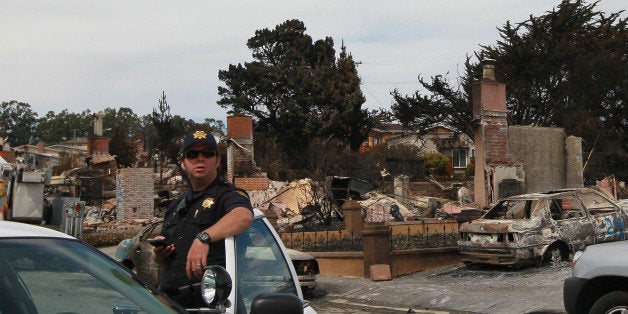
[565,136,584,189]
[508,126,583,193]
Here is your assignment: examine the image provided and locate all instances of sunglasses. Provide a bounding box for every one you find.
[184,149,216,159]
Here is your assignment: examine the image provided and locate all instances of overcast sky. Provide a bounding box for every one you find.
[1,0,625,123]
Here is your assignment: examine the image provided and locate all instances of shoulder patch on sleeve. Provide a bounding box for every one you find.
[234,189,250,199]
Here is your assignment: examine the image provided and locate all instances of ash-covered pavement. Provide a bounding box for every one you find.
[101,245,569,313]
[306,263,571,314]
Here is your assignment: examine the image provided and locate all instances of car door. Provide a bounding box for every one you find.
[577,190,626,242]
[231,218,301,313]
[549,194,595,251]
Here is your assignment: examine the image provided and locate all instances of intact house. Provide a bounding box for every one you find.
[361,124,475,177]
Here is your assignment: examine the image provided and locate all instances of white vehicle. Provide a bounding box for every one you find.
[1,208,315,314]
[0,220,184,313]
[197,208,317,313]
[563,240,628,314]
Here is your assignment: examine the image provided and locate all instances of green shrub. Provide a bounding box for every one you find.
[465,163,475,176]
[425,152,449,174]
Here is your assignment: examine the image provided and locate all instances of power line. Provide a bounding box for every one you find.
[362,85,385,108]
[363,81,417,85]
[357,50,469,66]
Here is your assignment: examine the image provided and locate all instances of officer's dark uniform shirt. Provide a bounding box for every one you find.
[158,178,252,307]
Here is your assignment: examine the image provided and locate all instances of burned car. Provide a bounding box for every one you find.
[115,220,319,291]
[459,188,627,267]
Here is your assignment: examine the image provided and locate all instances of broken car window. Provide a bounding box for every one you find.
[578,191,617,215]
[557,196,586,219]
[549,199,564,220]
[485,200,534,219]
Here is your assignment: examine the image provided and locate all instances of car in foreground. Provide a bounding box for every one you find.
[459,188,627,267]
[563,240,628,314]
[116,219,319,291]
[116,208,316,313]
[0,220,185,313]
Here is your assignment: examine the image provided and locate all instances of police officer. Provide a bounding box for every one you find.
[152,130,253,307]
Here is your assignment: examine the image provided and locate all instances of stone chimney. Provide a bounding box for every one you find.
[472,60,524,208]
[93,112,105,137]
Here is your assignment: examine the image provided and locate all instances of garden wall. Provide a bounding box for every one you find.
[280,217,462,278]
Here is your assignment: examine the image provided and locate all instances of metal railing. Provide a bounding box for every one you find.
[390,224,458,250]
[281,224,458,252]
[282,229,362,252]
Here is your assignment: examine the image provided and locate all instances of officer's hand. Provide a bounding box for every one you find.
[186,239,210,280]
[151,236,175,265]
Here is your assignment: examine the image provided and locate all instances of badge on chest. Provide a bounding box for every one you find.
[202,197,215,209]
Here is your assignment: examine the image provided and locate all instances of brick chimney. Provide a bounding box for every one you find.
[226,116,254,183]
[87,111,109,156]
[472,60,524,208]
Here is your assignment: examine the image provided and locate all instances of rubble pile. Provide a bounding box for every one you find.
[74,173,480,236]
[359,193,414,222]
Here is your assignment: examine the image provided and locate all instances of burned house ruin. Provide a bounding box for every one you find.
[472,60,583,208]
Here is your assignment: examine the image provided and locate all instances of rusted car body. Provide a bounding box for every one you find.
[458,188,627,267]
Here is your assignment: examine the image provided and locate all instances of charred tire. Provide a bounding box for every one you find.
[543,246,565,266]
[589,291,628,314]
[534,255,544,268]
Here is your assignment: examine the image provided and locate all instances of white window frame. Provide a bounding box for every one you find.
[452,149,467,168]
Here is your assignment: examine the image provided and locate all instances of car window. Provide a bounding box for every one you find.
[0,238,179,314]
[553,196,586,219]
[235,219,298,313]
[579,191,618,215]
[485,199,536,219]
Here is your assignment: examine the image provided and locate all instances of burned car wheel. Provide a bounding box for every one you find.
[543,246,565,266]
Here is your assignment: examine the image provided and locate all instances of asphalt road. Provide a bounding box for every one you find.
[307,263,571,314]
[101,246,570,313]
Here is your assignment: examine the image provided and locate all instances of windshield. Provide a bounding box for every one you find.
[0,238,181,314]
[235,219,298,313]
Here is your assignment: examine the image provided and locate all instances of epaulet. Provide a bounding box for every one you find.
[234,188,250,200]
[218,181,250,200]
